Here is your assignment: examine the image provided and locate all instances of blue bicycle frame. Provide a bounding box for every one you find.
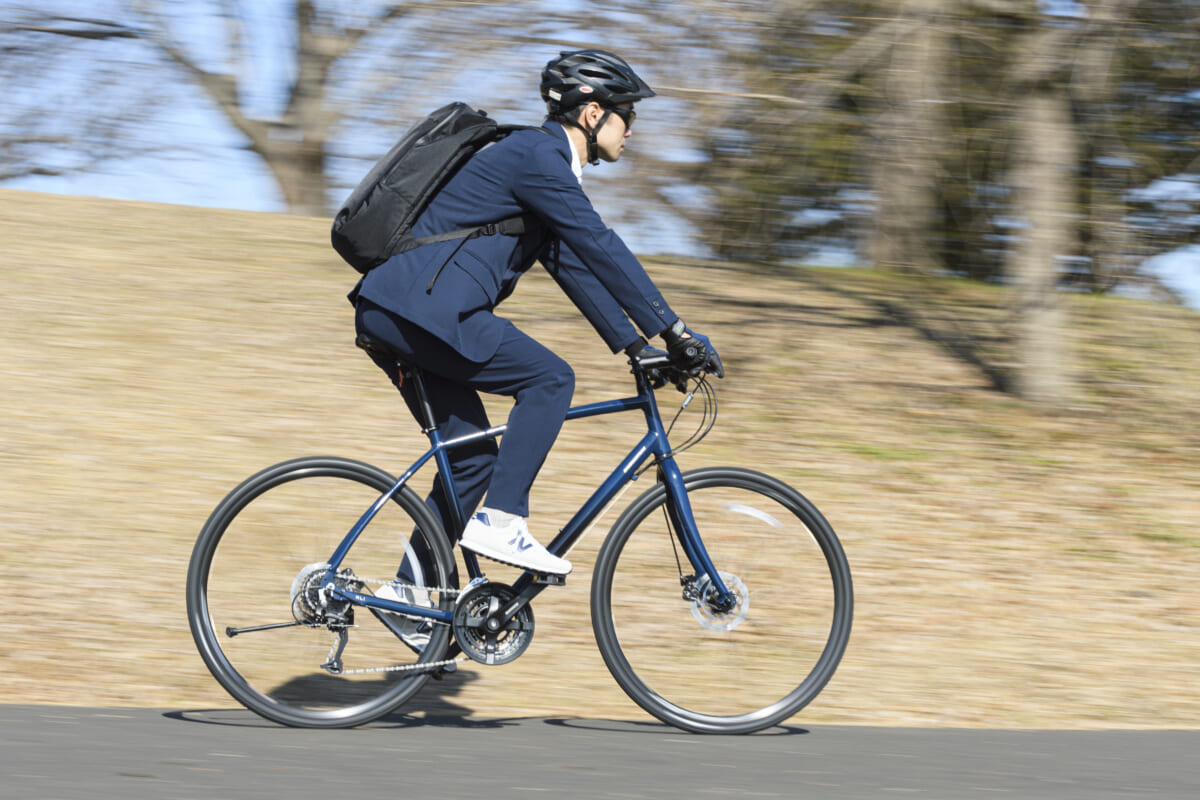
[322,362,731,627]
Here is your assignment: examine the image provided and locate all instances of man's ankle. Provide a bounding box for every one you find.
[478,506,522,526]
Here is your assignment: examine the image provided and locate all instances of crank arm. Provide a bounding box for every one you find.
[496,582,541,627]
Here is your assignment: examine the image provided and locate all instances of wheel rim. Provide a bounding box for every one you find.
[594,469,851,732]
[188,459,455,726]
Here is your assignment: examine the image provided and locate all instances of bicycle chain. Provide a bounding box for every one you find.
[322,575,465,675]
[350,575,462,597]
[332,654,468,675]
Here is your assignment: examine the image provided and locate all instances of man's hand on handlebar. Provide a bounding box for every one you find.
[660,320,723,378]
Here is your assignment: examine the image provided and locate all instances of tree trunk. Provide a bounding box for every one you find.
[867,0,947,273]
[1010,83,1076,406]
[264,137,329,218]
[1074,0,1139,295]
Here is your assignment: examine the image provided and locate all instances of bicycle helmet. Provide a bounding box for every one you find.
[541,49,655,164]
[541,49,657,116]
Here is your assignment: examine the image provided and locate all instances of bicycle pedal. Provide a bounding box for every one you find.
[430,662,459,680]
[532,572,566,587]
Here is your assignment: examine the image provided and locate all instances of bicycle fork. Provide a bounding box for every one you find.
[656,458,735,610]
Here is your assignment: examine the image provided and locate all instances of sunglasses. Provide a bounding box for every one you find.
[608,106,637,129]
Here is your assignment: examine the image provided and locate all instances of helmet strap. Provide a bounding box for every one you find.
[562,107,614,166]
[587,108,613,165]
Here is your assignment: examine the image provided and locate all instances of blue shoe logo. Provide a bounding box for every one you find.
[509,535,534,552]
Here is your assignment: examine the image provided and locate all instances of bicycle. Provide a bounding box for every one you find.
[186,344,853,734]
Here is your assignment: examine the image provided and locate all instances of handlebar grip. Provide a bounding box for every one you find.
[631,350,672,371]
[629,350,701,392]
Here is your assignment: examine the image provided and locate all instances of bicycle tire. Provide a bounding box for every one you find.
[187,456,459,728]
[591,466,852,734]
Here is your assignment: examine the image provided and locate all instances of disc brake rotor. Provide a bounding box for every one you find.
[690,571,748,632]
[452,582,534,666]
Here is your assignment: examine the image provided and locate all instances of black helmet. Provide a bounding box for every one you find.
[541,49,656,116]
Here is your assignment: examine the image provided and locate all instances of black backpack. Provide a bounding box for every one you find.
[331,102,536,274]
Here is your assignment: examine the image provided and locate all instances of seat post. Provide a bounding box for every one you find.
[405,365,439,434]
[355,333,439,434]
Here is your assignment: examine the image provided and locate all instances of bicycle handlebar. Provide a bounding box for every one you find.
[629,349,722,392]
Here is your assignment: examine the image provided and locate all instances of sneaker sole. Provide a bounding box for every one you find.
[459,540,572,576]
[368,607,431,653]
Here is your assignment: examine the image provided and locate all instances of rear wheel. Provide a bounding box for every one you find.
[186,456,458,727]
[591,467,852,734]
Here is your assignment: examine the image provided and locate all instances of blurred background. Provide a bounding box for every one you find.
[0,1,1197,726]
[4,3,1199,310]
[3,0,1199,405]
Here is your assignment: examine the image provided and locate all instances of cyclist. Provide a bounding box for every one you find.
[351,49,718,588]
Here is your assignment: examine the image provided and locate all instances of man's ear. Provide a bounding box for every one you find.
[579,101,603,130]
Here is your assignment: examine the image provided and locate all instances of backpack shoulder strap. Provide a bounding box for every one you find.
[417,214,536,293]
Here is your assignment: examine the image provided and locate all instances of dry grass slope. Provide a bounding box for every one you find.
[1,189,1197,728]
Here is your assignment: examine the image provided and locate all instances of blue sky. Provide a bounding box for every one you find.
[1144,247,1200,307]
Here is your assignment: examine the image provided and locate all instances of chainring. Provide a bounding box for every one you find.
[451,582,534,666]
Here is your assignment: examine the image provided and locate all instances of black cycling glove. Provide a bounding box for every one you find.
[661,319,709,371]
[624,337,649,358]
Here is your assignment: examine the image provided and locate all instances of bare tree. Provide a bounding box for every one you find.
[865,0,949,273]
[1010,28,1077,405]
[4,1,768,219]
[1,1,547,214]
[0,13,146,180]
[686,3,923,261]
[127,0,530,215]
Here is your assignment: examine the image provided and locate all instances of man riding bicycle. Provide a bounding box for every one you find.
[351,49,719,584]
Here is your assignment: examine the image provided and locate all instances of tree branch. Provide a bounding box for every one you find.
[128,1,272,154]
[3,16,139,39]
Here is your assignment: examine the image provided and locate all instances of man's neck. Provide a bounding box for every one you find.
[564,125,588,167]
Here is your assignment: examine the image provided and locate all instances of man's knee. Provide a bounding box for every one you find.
[550,360,575,395]
[537,358,575,407]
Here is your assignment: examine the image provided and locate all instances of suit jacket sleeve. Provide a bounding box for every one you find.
[513,139,679,348]
[538,238,642,353]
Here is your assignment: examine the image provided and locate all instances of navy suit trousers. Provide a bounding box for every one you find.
[355,299,574,543]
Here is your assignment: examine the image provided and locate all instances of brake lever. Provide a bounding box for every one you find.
[645,368,668,389]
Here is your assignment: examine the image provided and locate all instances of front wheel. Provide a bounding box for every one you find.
[186,456,459,728]
[591,467,852,734]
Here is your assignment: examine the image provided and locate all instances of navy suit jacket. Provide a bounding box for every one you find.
[351,121,679,363]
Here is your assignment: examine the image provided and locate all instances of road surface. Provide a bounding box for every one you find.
[3,704,1197,799]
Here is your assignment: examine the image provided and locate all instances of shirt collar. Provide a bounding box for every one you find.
[564,125,582,184]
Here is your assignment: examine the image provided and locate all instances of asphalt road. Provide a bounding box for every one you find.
[3,704,1197,799]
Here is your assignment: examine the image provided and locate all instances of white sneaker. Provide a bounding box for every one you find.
[374,582,432,652]
[460,508,572,575]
